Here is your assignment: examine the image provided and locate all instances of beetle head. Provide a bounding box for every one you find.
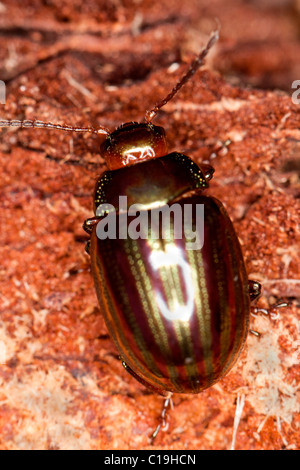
[100,122,168,170]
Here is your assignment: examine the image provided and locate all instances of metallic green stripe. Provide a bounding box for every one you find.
[92,237,163,383]
[220,228,249,374]
[210,224,232,368]
[128,238,180,386]
[92,244,137,364]
[187,248,214,382]
[122,239,167,378]
[156,245,197,387]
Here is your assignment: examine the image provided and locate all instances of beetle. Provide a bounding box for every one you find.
[0,31,266,439]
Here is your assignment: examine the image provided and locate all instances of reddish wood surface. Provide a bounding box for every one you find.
[0,0,299,450]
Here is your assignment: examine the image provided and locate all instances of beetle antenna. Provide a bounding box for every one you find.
[0,119,110,136]
[145,30,219,123]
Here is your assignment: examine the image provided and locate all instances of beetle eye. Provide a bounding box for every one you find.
[100,122,168,170]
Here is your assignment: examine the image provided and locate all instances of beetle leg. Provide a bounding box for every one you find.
[249,301,288,337]
[120,359,174,442]
[248,279,262,302]
[83,217,101,255]
[85,240,91,255]
[248,279,288,317]
[252,300,289,320]
[83,216,101,234]
[249,277,288,335]
[151,393,174,443]
[249,329,261,337]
